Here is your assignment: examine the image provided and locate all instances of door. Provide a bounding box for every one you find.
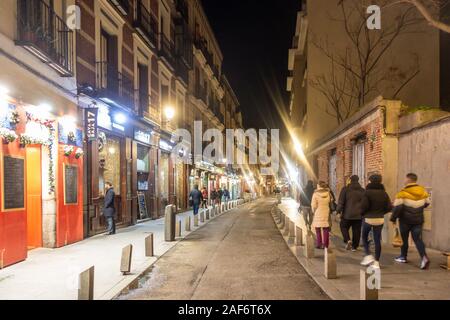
[26,146,42,250]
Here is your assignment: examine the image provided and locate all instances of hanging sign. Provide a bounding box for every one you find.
[85,108,98,141]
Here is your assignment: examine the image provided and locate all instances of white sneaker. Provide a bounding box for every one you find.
[361,255,375,266]
[372,261,380,268]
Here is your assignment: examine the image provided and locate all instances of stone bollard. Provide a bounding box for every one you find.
[360,267,380,300]
[78,266,94,300]
[145,233,154,257]
[283,217,291,236]
[120,244,133,275]
[200,210,205,223]
[164,205,176,242]
[295,226,303,246]
[288,220,296,243]
[185,216,191,231]
[194,214,199,227]
[324,248,337,279]
[279,212,285,229]
[175,220,182,238]
[206,209,210,220]
[304,231,315,258]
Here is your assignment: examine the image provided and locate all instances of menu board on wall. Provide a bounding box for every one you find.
[64,164,78,205]
[2,156,25,210]
[137,192,148,220]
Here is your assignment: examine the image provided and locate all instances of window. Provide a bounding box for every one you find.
[353,142,365,187]
[98,132,121,196]
[138,63,149,115]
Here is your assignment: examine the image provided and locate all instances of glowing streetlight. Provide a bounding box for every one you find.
[164,105,175,121]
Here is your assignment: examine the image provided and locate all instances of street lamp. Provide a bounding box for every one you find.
[163,105,175,122]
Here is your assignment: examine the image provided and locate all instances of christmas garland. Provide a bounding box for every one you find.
[0,128,18,143]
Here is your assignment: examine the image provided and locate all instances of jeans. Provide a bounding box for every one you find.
[193,203,200,215]
[106,216,116,234]
[340,219,362,249]
[315,227,330,248]
[362,222,383,261]
[399,222,427,259]
[201,200,208,208]
[302,207,313,230]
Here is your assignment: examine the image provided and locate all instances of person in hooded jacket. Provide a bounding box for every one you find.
[299,180,315,230]
[390,173,431,270]
[337,175,365,251]
[360,174,392,268]
[311,181,332,249]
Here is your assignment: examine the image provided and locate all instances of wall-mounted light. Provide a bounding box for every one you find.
[164,105,175,121]
[114,112,127,125]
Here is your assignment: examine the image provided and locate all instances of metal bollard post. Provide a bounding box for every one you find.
[283,216,291,236]
[200,209,205,223]
[78,266,95,300]
[175,220,182,238]
[304,231,315,258]
[185,216,191,231]
[206,208,210,220]
[295,226,303,246]
[164,205,176,242]
[194,214,199,227]
[288,220,296,243]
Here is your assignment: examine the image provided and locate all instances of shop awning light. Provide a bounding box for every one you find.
[114,113,127,124]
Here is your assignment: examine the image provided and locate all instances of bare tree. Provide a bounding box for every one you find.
[387,0,450,33]
[310,0,423,123]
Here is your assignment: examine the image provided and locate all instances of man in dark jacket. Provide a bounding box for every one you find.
[390,173,430,269]
[104,182,116,235]
[218,188,224,205]
[337,175,365,251]
[189,184,203,216]
[299,180,315,230]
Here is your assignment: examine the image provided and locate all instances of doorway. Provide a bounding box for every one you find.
[26,145,42,250]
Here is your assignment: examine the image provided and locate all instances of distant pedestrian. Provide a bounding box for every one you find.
[223,188,230,203]
[337,175,365,251]
[311,181,332,249]
[299,180,315,231]
[211,188,219,205]
[391,173,431,269]
[103,182,116,235]
[360,174,392,268]
[201,187,208,208]
[218,187,224,204]
[189,184,203,216]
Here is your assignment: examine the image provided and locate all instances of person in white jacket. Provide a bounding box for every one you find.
[311,181,332,249]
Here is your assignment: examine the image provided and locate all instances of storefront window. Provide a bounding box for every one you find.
[137,144,150,191]
[98,132,121,195]
[159,152,169,202]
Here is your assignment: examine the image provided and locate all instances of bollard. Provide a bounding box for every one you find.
[304,231,315,258]
[360,268,380,300]
[288,220,296,243]
[217,204,221,214]
[210,207,215,218]
[324,248,337,279]
[145,233,154,257]
[279,212,285,229]
[200,210,205,223]
[175,219,182,238]
[206,209,210,220]
[295,226,303,246]
[185,216,191,231]
[283,217,291,236]
[78,266,95,300]
[194,214,199,227]
[164,205,176,242]
[120,244,133,275]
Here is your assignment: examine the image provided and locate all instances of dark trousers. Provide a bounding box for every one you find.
[106,216,116,234]
[362,222,383,261]
[301,207,313,230]
[201,200,208,208]
[315,227,330,248]
[399,222,427,259]
[193,203,200,215]
[340,218,362,249]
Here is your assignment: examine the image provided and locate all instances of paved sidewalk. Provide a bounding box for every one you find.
[277,198,450,300]
[0,201,244,300]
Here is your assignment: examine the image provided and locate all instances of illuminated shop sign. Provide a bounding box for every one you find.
[159,140,173,152]
[85,108,98,141]
[134,129,152,145]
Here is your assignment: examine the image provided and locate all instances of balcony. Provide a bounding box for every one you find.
[16,0,74,76]
[159,34,175,68]
[96,62,135,110]
[109,0,130,15]
[134,0,158,48]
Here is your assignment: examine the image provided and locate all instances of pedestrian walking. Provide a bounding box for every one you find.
[337,175,365,251]
[299,180,315,231]
[211,188,219,205]
[201,187,208,208]
[103,182,116,235]
[311,181,332,249]
[360,174,392,268]
[223,188,230,204]
[390,173,431,269]
[218,187,224,205]
[189,184,203,216]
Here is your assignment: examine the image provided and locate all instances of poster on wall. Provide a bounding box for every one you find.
[58,125,83,147]
[64,164,78,205]
[2,155,25,211]
[137,192,148,220]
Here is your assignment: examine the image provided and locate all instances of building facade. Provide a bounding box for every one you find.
[0,0,243,268]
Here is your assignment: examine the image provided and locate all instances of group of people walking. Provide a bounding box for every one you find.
[189,185,231,215]
[299,173,431,270]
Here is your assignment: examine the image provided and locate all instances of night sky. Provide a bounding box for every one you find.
[201,0,301,139]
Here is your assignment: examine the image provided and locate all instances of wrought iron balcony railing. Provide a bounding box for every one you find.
[96,61,135,110]
[134,0,158,48]
[16,0,74,76]
[159,34,175,68]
